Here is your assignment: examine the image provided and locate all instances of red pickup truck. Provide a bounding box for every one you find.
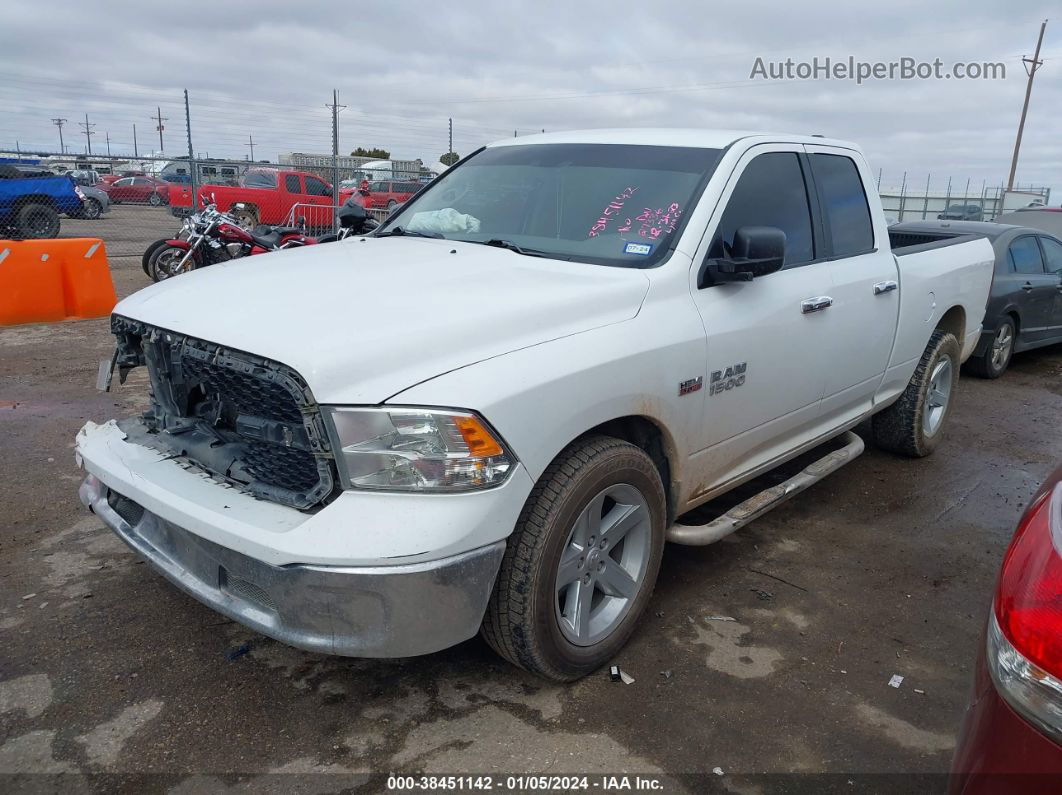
[169,168,335,228]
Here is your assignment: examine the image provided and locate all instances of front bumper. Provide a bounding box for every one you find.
[79,472,505,657]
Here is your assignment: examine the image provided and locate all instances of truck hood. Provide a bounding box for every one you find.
[115,237,650,403]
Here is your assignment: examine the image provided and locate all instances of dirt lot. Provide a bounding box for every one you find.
[2,254,1061,793]
[58,204,178,259]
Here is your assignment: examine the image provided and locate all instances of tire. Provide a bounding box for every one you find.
[81,198,103,219]
[148,192,163,207]
[230,207,257,230]
[481,436,666,681]
[964,318,1014,379]
[148,245,191,282]
[872,329,961,457]
[16,203,60,239]
[142,239,170,276]
[386,199,398,211]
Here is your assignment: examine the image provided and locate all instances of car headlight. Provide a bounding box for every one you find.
[324,407,514,492]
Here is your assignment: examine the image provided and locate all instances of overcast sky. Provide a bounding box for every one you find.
[2,1,1058,198]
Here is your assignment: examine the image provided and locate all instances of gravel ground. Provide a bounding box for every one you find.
[2,252,1061,793]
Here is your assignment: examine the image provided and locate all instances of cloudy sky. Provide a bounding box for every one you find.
[2,0,1058,197]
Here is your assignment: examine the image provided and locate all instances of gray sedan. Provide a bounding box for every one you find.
[890,220,1062,377]
[71,184,111,220]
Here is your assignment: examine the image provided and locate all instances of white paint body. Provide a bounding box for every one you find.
[78,129,994,568]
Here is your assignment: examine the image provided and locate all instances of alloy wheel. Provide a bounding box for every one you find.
[555,483,652,646]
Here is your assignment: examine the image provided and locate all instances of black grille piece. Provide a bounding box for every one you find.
[110,315,337,510]
[242,442,322,494]
[107,490,145,526]
[180,356,303,424]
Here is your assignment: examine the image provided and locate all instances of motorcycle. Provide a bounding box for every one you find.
[316,199,380,243]
[145,204,317,282]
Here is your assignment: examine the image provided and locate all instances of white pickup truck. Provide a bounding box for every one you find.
[76,129,994,681]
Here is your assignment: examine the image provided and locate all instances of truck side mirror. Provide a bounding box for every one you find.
[700,226,786,287]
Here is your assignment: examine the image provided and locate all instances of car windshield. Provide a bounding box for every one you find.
[376,143,723,267]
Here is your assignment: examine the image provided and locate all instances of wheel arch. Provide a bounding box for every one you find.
[935,304,966,343]
[574,415,678,524]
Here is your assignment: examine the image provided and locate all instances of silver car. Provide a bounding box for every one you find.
[72,184,111,220]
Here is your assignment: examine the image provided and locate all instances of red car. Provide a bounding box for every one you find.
[103,176,170,206]
[339,178,419,211]
[950,463,1062,793]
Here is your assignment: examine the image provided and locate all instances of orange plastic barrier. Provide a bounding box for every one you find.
[0,238,118,326]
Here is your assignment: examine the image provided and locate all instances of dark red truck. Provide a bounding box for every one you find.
[169,168,335,229]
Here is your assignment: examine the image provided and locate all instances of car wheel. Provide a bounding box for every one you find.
[149,245,191,282]
[872,329,961,457]
[965,318,1015,379]
[16,203,60,239]
[81,198,103,220]
[231,208,257,231]
[386,199,398,211]
[481,436,666,681]
[148,192,163,206]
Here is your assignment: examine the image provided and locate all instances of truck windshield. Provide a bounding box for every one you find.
[377,143,723,267]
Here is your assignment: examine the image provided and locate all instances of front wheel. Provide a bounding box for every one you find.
[81,198,103,219]
[481,436,666,681]
[148,192,164,206]
[148,245,192,282]
[872,329,960,457]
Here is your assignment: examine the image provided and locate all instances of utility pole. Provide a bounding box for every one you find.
[133,123,138,157]
[245,133,255,161]
[79,113,95,155]
[448,117,453,158]
[1007,19,1048,191]
[51,117,67,153]
[184,89,197,206]
[153,106,167,154]
[326,89,346,223]
[105,131,111,158]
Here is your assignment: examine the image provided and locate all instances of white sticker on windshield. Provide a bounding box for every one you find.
[624,242,653,256]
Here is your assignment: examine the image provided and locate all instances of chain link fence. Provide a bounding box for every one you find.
[1,152,433,258]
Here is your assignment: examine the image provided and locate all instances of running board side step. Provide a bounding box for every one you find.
[666,431,865,546]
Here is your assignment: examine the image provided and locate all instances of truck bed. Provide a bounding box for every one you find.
[889,228,984,256]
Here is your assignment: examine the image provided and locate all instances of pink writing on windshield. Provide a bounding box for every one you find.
[588,186,638,237]
[637,203,682,239]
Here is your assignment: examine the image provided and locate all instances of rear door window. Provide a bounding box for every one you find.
[284,174,302,193]
[1008,236,1045,274]
[304,176,331,196]
[808,153,874,257]
[1038,237,1062,274]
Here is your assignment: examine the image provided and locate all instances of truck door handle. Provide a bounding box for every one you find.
[801,296,833,314]
[1021,282,1034,291]
[873,280,898,295]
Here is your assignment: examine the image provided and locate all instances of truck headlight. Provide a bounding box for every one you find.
[324,407,514,492]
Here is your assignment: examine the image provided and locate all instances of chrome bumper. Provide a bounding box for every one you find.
[79,474,505,658]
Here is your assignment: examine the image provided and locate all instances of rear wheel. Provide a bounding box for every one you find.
[965,318,1014,379]
[148,192,164,207]
[386,199,398,211]
[16,203,60,239]
[481,436,665,681]
[230,207,257,230]
[872,329,960,457]
[148,245,191,282]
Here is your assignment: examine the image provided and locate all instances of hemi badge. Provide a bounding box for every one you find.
[678,376,703,396]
